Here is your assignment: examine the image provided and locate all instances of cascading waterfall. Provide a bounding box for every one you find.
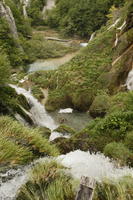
[126,69,133,91]
[42,0,55,17]
[9,84,58,130]
[20,0,30,18]
[0,1,23,50]
[0,1,18,39]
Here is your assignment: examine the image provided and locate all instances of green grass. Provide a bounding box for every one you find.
[23,33,77,64]
[0,116,59,166]
[16,160,75,200]
[94,176,133,200]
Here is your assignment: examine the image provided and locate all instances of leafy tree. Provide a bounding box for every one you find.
[27,0,46,26]
[0,52,10,84]
[47,0,124,37]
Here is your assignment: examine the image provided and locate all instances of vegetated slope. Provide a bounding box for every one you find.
[29,0,133,166]
[0,116,59,166]
[29,0,133,112]
[46,0,124,37]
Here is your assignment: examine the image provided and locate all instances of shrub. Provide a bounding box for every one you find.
[0,116,59,166]
[94,176,133,200]
[104,142,132,165]
[16,160,75,200]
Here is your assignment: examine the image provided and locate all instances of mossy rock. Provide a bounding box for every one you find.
[89,94,110,118]
[54,124,76,135]
[104,142,132,166]
[37,127,51,139]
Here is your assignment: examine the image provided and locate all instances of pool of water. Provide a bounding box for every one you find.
[50,110,91,131]
[28,52,78,73]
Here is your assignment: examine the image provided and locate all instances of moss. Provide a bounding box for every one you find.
[37,127,51,139]
[54,124,76,135]
[104,142,132,165]
[89,94,110,118]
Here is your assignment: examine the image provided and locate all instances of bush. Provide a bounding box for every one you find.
[89,94,110,117]
[94,176,133,200]
[104,142,132,165]
[0,116,59,166]
[125,131,133,150]
[47,0,124,37]
[16,160,75,200]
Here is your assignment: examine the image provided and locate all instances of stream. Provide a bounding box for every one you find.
[1,43,133,199]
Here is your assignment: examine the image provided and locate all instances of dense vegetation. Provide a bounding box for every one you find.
[29,0,133,167]
[46,0,124,37]
[0,116,59,166]
[0,0,133,199]
[27,0,46,26]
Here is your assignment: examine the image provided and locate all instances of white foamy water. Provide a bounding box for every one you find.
[108,18,120,30]
[0,168,29,199]
[58,150,133,181]
[80,43,88,47]
[49,131,70,141]
[59,108,73,114]
[9,84,57,130]
[126,69,133,91]
[1,150,133,199]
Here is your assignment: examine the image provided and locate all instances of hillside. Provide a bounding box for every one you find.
[0,0,133,199]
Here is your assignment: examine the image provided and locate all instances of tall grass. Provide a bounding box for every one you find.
[16,160,75,200]
[0,116,59,166]
[94,176,133,200]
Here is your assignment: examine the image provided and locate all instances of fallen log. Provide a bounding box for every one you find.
[45,37,71,42]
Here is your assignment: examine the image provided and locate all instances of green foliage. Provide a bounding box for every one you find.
[104,142,132,165]
[27,0,46,26]
[17,160,75,200]
[0,52,10,84]
[0,132,32,165]
[55,124,76,135]
[94,176,133,200]
[125,131,133,151]
[89,94,110,117]
[5,0,32,36]
[23,33,74,63]
[0,116,59,166]
[47,0,123,37]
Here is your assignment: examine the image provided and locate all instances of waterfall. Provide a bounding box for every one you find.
[126,69,133,91]
[20,0,30,18]
[42,0,55,17]
[0,1,23,50]
[9,84,58,130]
[108,18,120,30]
[89,32,95,42]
